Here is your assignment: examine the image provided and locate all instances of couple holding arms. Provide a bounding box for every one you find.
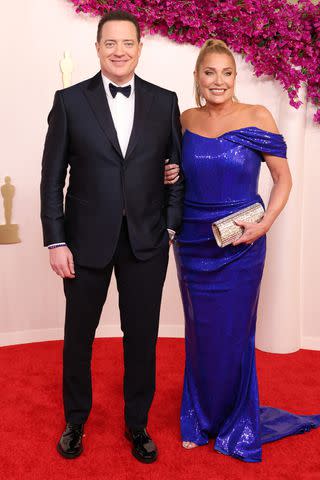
[40,10,320,464]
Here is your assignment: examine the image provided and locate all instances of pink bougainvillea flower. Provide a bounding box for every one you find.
[69,0,320,123]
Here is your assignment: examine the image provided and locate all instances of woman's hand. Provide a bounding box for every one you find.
[232,220,268,246]
[164,160,180,184]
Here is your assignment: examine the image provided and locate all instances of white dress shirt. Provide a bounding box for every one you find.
[101,75,176,239]
[101,73,135,157]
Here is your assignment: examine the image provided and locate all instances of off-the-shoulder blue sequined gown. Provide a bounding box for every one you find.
[174,127,320,462]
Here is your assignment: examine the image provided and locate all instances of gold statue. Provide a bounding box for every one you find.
[60,50,74,88]
[0,176,21,244]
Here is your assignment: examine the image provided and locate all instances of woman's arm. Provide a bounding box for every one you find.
[234,107,292,245]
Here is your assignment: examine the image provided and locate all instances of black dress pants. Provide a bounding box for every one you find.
[63,218,169,429]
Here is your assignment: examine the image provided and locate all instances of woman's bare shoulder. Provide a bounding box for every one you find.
[244,104,279,133]
[181,108,201,130]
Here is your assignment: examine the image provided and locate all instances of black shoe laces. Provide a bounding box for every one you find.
[67,423,83,435]
[132,429,149,443]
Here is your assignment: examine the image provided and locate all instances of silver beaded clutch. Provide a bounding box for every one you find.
[212,203,264,248]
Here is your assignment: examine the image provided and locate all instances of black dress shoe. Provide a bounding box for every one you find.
[57,423,84,459]
[125,427,158,463]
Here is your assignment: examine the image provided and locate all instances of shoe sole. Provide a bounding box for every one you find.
[57,442,83,459]
[124,431,158,464]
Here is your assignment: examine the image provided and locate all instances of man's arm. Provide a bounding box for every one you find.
[40,91,69,246]
[40,91,75,278]
[165,93,184,234]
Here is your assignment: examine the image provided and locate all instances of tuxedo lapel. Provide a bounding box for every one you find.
[125,75,155,161]
[83,72,123,158]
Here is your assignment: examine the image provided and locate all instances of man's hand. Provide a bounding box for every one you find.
[164,160,180,184]
[49,246,75,279]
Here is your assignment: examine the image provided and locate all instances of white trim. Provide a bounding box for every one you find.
[2,328,319,350]
[97,323,185,338]
[159,324,184,338]
[0,324,185,347]
[0,327,64,347]
[301,336,320,351]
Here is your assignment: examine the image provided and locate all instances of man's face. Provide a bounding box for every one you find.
[96,20,142,85]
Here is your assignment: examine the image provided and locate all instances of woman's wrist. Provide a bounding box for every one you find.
[259,217,273,233]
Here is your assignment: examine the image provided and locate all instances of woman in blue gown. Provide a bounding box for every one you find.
[165,39,320,462]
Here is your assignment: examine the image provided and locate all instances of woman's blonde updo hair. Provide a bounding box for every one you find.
[194,39,237,107]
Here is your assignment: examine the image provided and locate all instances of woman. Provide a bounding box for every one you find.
[165,39,320,462]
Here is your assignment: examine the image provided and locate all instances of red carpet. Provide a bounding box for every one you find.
[0,338,319,480]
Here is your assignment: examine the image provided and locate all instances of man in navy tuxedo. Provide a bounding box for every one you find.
[40,10,184,463]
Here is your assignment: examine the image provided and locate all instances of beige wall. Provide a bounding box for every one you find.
[1,0,319,350]
[300,106,320,347]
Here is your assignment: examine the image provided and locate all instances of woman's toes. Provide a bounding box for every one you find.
[182,441,198,449]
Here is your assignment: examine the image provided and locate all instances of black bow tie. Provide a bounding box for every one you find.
[109,83,131,98]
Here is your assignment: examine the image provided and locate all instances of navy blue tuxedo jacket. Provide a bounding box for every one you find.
[40,72,184,267]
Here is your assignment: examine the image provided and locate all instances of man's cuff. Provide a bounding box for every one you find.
[167,229,176,241]
[48,242,67,249]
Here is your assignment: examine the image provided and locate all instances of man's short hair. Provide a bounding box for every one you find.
[97,10,141,43]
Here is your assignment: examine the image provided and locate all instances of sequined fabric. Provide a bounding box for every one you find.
[174,127,320,462]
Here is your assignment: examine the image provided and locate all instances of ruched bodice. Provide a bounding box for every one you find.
[182,127,287,205]
[174,127,320,462]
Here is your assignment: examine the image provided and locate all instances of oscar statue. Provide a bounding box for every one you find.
[0,176,21,244]
[60,50,74,88]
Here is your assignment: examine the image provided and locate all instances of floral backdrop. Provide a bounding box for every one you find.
[69,0,320,123]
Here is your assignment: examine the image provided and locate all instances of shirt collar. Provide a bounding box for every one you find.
[101,73,135,98]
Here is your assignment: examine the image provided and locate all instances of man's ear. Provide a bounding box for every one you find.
[95,41,100,57]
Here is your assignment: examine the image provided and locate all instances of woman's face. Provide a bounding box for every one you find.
[196,52,236,106]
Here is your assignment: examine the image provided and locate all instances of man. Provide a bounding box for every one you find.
[40,10,184,463]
